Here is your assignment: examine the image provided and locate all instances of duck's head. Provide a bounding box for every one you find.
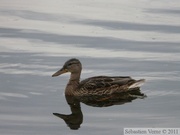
[52,58,82,77]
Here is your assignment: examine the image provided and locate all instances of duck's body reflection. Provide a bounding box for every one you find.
[53,89,146,130]
[77,88,146,107]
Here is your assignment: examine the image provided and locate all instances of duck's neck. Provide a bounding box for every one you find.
[65,72,81,96]
[69,72,81,82]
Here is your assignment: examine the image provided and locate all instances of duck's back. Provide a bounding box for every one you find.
[77,76,144,96]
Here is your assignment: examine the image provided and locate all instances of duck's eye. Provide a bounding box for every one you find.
[67,63,73,66]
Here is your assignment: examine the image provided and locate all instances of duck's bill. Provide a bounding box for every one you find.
[52,68,68,77]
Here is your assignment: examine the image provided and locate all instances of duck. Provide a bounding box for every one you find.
[52,58,145,96]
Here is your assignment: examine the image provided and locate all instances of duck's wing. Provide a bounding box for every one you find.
[78,76,137,95]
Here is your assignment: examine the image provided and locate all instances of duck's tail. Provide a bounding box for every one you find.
[129,79,145,89]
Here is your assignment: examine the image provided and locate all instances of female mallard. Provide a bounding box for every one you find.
[52,58,145,96]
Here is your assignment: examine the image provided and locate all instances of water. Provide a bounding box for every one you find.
[0,0,180,135]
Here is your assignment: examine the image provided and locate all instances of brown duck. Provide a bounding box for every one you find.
[52,58,145,96]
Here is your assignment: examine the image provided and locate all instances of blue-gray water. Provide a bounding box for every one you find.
[0,1,180,135]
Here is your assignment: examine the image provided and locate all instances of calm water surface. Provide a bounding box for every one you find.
[0,1,180,135]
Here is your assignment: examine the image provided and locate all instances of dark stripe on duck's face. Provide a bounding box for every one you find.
[67,62,79,66]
